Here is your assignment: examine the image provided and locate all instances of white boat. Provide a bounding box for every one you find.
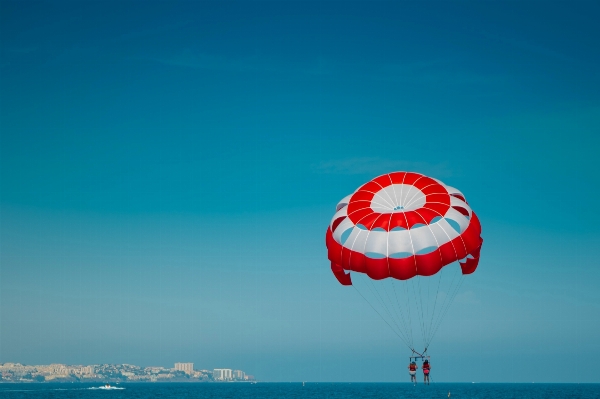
[91,384,124,390]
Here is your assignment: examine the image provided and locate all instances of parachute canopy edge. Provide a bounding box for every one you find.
[331,262,352,285]
[459,238,483,275]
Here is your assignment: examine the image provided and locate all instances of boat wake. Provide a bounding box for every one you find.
[88,385,125,390]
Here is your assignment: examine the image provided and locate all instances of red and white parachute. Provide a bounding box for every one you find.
[326,172,483,352]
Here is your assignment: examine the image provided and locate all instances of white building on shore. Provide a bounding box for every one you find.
[212,368,232,381]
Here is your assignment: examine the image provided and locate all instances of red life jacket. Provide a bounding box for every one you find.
[409,364,417,371]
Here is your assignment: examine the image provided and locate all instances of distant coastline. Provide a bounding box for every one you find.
[0,363,255,383]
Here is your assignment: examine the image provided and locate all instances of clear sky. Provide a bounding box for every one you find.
[1,0,599,383]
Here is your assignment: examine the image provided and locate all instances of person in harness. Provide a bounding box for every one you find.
[423,359,431,385]
[408,361,418,383]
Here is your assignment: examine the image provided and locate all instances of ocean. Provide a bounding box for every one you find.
[0,383,599,398]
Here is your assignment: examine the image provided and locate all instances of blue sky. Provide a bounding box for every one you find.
[1,1,599,383]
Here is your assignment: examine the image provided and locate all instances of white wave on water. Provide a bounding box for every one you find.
[88,386,125,390]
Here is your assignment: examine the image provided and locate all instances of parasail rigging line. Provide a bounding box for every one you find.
[363,278,412,346]
[428,274,466,349]
[424,261,445,345]
[401,276,415,349]
[378,282,406,337]
[410,277,427,350]
[380,279,413,348]
[425,264,460,348]
[352,285,414,351]
[391,279,414,349]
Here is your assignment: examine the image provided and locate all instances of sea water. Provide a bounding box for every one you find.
[0,382,598,398]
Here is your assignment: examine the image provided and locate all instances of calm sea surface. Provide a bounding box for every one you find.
[0,383,598,398]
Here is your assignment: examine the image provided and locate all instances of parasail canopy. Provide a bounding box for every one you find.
[326,171,482,284]
[326,172,483,352]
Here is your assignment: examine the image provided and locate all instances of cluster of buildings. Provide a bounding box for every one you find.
[0,362,254,383]
[212,368,247,381]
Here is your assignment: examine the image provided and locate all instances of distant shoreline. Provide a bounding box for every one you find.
[0,381,256,384]
[2,381,599,384]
